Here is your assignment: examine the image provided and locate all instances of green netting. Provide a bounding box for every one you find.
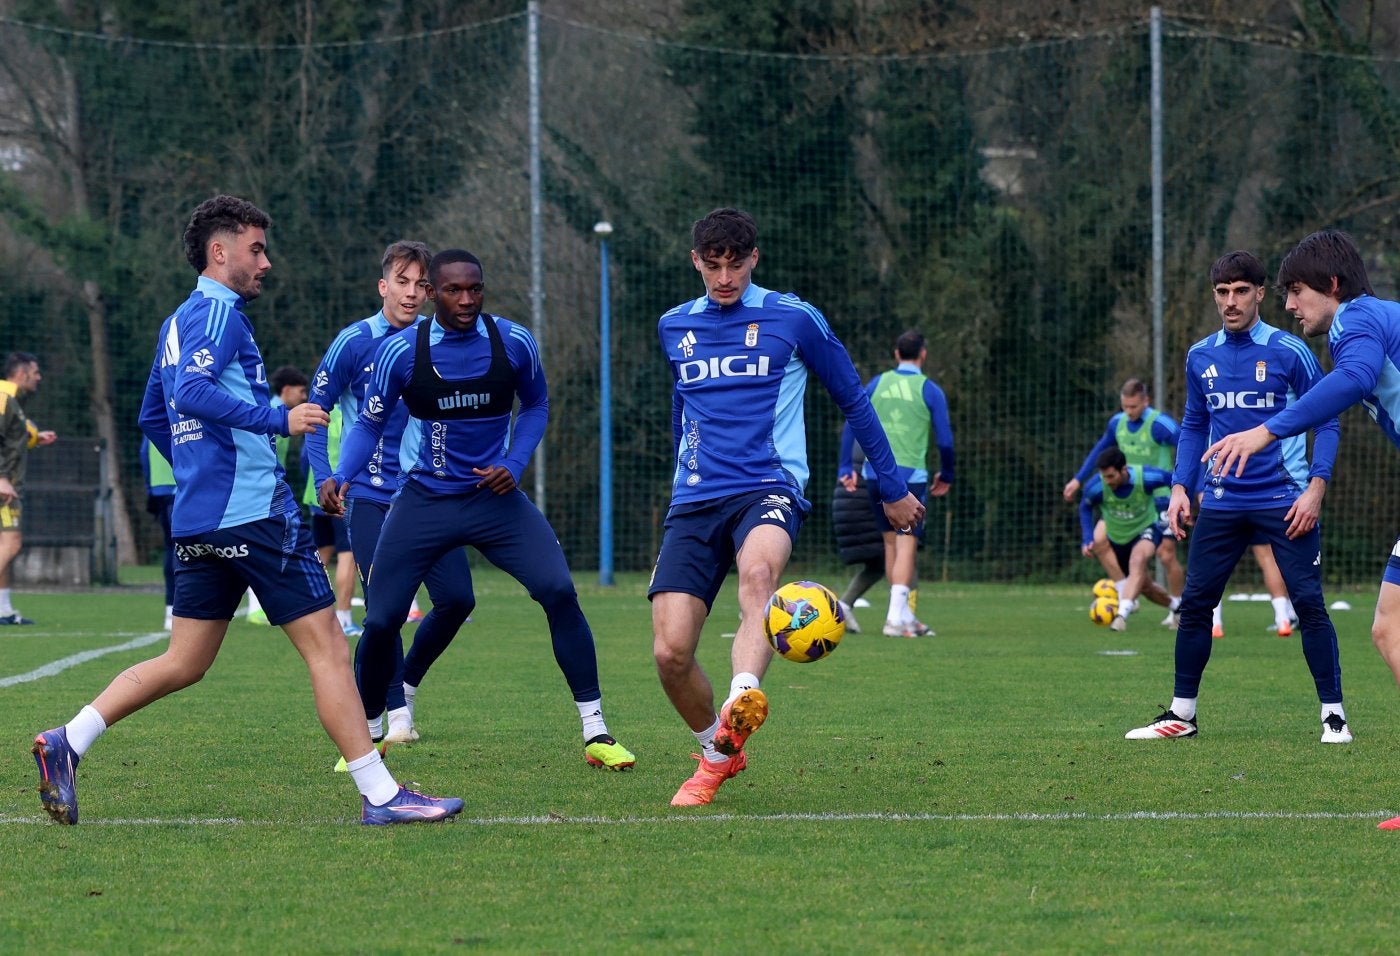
[1,9,1397,584]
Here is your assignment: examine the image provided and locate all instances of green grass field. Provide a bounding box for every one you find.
[3,567,1399,953]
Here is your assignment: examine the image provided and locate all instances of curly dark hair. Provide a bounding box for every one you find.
[182,195,272,273]
[692,207,757,260]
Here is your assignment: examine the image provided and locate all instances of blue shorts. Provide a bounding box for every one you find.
[172,513,333,626]
[868,480,928,540]
[1109,522,1165,573]
[648,488,806,610]
[1385,536,1400,587]
[312,511,351,553]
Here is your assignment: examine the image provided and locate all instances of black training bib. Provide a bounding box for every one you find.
[400,314,516,420]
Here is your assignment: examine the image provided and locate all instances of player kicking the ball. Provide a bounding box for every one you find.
[30,196,462,826]
[652,208,923,806]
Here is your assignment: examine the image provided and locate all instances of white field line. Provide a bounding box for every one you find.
[0,632,168,688]
[0,809,1392,828]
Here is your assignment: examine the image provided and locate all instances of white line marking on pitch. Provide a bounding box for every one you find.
[0,632,168,688]
[0,809,1392,827]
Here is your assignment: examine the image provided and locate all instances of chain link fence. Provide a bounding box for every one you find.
[1,9,1397,584]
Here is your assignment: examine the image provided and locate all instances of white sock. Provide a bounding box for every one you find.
[1321,703,1346,721]
[576,698,608,741]
[0,587,12,615]
[726,672,761,708]
[64,705,108,757]
[1212,603,1223,627]
[246,589,262,614]
[1271,596,1291,624]
[1114,578,1128,602]
[1169,595,1181,612]
[887,585,910,624]
[336,608,352,628]
[1120,598,1138,617]
[1171,697,1197,720]
[1286,598,1298,621]
[367,714,383,740]
[402,682,417,720]
[409,597,421,614]
[693,716,724,763]
[387,706,412,728]
[345,749,399,805]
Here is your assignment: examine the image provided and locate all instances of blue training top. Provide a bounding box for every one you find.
[137,276,295,537]
[1176,319,1339,511]
[306,310,415,504]
[657,282,906,515]
[1072,408,1179,485]
[333,314,545,493]
[1265,294,1400,451]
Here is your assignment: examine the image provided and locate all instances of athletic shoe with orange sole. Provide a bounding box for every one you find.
[670,751,747,806]
[1211,624,1224,639]
[713,689,768,756]
[1378,815,1400,830]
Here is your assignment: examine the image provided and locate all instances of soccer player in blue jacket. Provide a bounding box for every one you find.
[1205,231,1400,826]
[321,249,635,772]
[653,208,924,806]
[306,240,472,748]
[30,195,462,825]
[1127,250,1347,745]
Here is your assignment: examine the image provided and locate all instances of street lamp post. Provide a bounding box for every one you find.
[594,221,615,586]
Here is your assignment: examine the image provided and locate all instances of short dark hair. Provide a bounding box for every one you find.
[1120,378,1148,399]
[1210,250,1266,288]
[1096,446,1127,471]
[383,240,432,279]
[692,208,757,260]
[1276,229,1372,302]
[269,365,307,394]
[182,195,271,273]
[428,248,483,286]
[4,351,37,378]
[895,331,925,360]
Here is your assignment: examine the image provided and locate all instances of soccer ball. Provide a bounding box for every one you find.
[1089,596,1119,626]
[1092,578,1118,601]
[764,580,846,663]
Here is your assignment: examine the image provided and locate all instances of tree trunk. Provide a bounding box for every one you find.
[82,278,135,566]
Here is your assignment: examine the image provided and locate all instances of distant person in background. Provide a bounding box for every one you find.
[245,366,311,627]
[0,351,57,626]
[1077,447,1175,631]
[1063,378,1184,622]
[298,408,361,639]
[839,330,953,637]
[140,436,176,630]
[830,442,887,633]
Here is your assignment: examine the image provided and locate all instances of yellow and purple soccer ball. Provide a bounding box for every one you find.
[764,580,846,663]
[1092,578,1118,601]
[1089,595,1119,626]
